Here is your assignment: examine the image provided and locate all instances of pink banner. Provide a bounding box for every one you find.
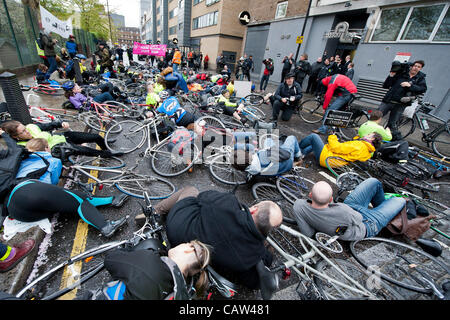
[132,42,167,56]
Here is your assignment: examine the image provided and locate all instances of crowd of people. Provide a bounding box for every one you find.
[0,31,431,301]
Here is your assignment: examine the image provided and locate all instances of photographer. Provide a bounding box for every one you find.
[379,60,427,141]
[259,58,274,92]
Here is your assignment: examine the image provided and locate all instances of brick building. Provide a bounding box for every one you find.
[117,27,141,47]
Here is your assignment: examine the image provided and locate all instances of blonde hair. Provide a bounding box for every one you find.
[26,138,49,152]
[187,240,212,298]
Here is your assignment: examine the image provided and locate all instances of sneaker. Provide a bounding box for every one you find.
[0,239,35,273]
[110,194,130,208]
[100,217,128,237]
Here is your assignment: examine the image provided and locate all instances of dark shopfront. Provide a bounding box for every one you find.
[322,10,369,60]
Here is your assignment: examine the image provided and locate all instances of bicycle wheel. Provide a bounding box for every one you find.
[350,237,450,296]
[209,153,247,185]
[276,174,315,205]
[81,112,120,134]
[243,94,264,106]
[150,138,199,177]
[101,101,130,116]
[339,110,369,141]
[243,105,266,122]
[105,120,146,154]
[114,174,176,199]
[396,116,416,140]
[68,155,125,169]
[196,115,227,133]
[251,182,295,220]
[298,99,323,124]
[432,127,450,159]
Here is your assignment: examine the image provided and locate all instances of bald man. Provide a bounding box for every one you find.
[293,178,406,240]
[149,186,282,291]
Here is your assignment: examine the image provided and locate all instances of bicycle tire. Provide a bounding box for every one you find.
[196,115,227,133]
[101,101,131,116]
[350,237,450,295]
[243,94,264,106]
[68,155,125,169]
[396,116,416,140]
[150,138,199,177]
[338,110,369,141]
[209,154,247,185]
[251,182,296,220]
[82,112,120,134]
[243,105,266,121]
[276,174,315,205]
[298,99,323,124]
[114,174,176,199]
[432,127,450,159]
[105,119,146,154]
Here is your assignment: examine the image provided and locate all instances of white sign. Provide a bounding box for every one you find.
[40,5,73,38]
[234,80,252,98]
[393,52,411,63]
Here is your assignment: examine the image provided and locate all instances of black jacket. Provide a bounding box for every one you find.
[282,56,294,71]
[294,60,312,81]
[317,64,333,81]
[274,81,303,106]
[41,34,56,57]
[382,71,427,104]
[104,249,190,300]
[166,190,267,273]
[310,61,324,77]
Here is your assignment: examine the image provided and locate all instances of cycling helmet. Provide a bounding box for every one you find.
[75,54,87,60]
[61,81,75,91]
[158,90,170,100]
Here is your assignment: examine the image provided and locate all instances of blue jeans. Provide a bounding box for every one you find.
[344,178,406,237]
[318,93,352,134]
[173,63,179,73]
[260,74,270,91]
[299,133,325,163]
[259,136,301,175]
[93,92,114,103]
[46,56,58,78]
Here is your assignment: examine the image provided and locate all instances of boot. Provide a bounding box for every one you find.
[0,239,35,273]
[110,194,130,208]
[256,260,279,300]
[100,217,128,237]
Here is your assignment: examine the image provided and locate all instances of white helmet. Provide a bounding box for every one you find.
[158,90,170,100]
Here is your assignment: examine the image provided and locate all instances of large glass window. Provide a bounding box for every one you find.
[206,0,219,6]
[401,4,445,40]
[434,7,450,41]
[192,11,218,30]
[371,3,450,42]
[275,1,288,19]
[371,7,410,41]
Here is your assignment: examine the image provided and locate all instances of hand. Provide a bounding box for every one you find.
[290,96,295,102]
[0,128,4,135]
[389,72,396,77]
[281,98,287,103]
[400,82,411,88]
[61,122,70,129]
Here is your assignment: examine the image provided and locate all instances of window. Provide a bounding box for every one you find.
[275,1,288,19]
[169,26,177,35]
[192,11,218,30]
[206,0,219,6]
[169,9,175,19]
[371,3,450,43]
[193,0,203,5]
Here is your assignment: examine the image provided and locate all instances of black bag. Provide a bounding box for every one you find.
[0,133,50,216]
[377,140,409,163]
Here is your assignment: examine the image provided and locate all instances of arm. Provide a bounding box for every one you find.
[322,83,336,110]
[292,201,316,238]
[273,84,283,101]
[326,134,359,154]
[34,120,63,132]
[409,75,427,95]
[382,73,397,89]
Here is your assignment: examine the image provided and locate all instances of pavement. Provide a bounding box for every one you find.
[0,70,448,299]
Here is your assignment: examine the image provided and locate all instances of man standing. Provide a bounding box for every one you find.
[271,72,303,122]
[260,58,274,92]
[306,57,323,94]
[294,53,312,90]
[97,42,114,74]
[343,55,352,74]
[281,53,294,83]
[127,46,134,64]
[41,31,58,77]
[172,47,182,73]
[346,62,355,80]
[313,74,357,135]
[115,45,124,62]
[65,35,78,59]
[379,60,427,141]
[243,55,254,81]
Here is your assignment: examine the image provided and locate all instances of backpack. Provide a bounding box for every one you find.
[376,140,409,163]
[36,33,44,50]
[65,59,75,73]
[0,133,49,217]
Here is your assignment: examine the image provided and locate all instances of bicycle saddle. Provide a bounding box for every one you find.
[256,260,279,300]
[415,238,442,257]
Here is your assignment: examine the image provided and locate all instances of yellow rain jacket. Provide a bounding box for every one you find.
[319,134,375,167]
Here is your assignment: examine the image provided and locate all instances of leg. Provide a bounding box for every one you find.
[386,105,406,141]
[93,92,114,104]
[299,133,325,163]
[344,178,387,210]
[317,93,352,133]
[281,135,302,159]
[64,131,108,150]
[280,106,295,121]
[154,186,199,215]
[272,100,285,120]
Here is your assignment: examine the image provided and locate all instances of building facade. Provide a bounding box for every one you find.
[117,27,141,47]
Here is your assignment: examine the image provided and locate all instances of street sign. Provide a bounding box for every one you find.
[296,36,304,44]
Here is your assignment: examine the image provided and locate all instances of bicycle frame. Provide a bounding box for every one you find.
[412,108,448,144]
[267,224,377,299]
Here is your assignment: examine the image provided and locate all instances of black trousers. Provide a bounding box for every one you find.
[52,131,110,158]
[272,100,295,121]
[379,102,406,141]
[306,75,318,93]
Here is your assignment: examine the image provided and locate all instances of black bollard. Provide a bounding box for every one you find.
[72,57,83,85]
[0,72,32,124]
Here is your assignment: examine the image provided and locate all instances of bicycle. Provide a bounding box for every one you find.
[394,98,449,159]
[15,191,238,300]
[20,79,64,96]
[66,153,176,200]
[350,237,450,299]
[297,94,370,140]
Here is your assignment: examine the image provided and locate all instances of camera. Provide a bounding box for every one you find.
[390,61,411,74]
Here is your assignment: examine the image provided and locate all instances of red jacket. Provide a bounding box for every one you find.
[321,75,357,110]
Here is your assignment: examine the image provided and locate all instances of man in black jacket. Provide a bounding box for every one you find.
[294,53,312,90]
[306,57,323,94]
[379,60,427,141]
[271,72,303,122]
[149,186,283,292]
[281,53,294,83]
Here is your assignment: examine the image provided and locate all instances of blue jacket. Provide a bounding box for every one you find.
[16,152,62,185]
[165,72,189,93]
[156,96,186,124]
[65,40,77,54]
